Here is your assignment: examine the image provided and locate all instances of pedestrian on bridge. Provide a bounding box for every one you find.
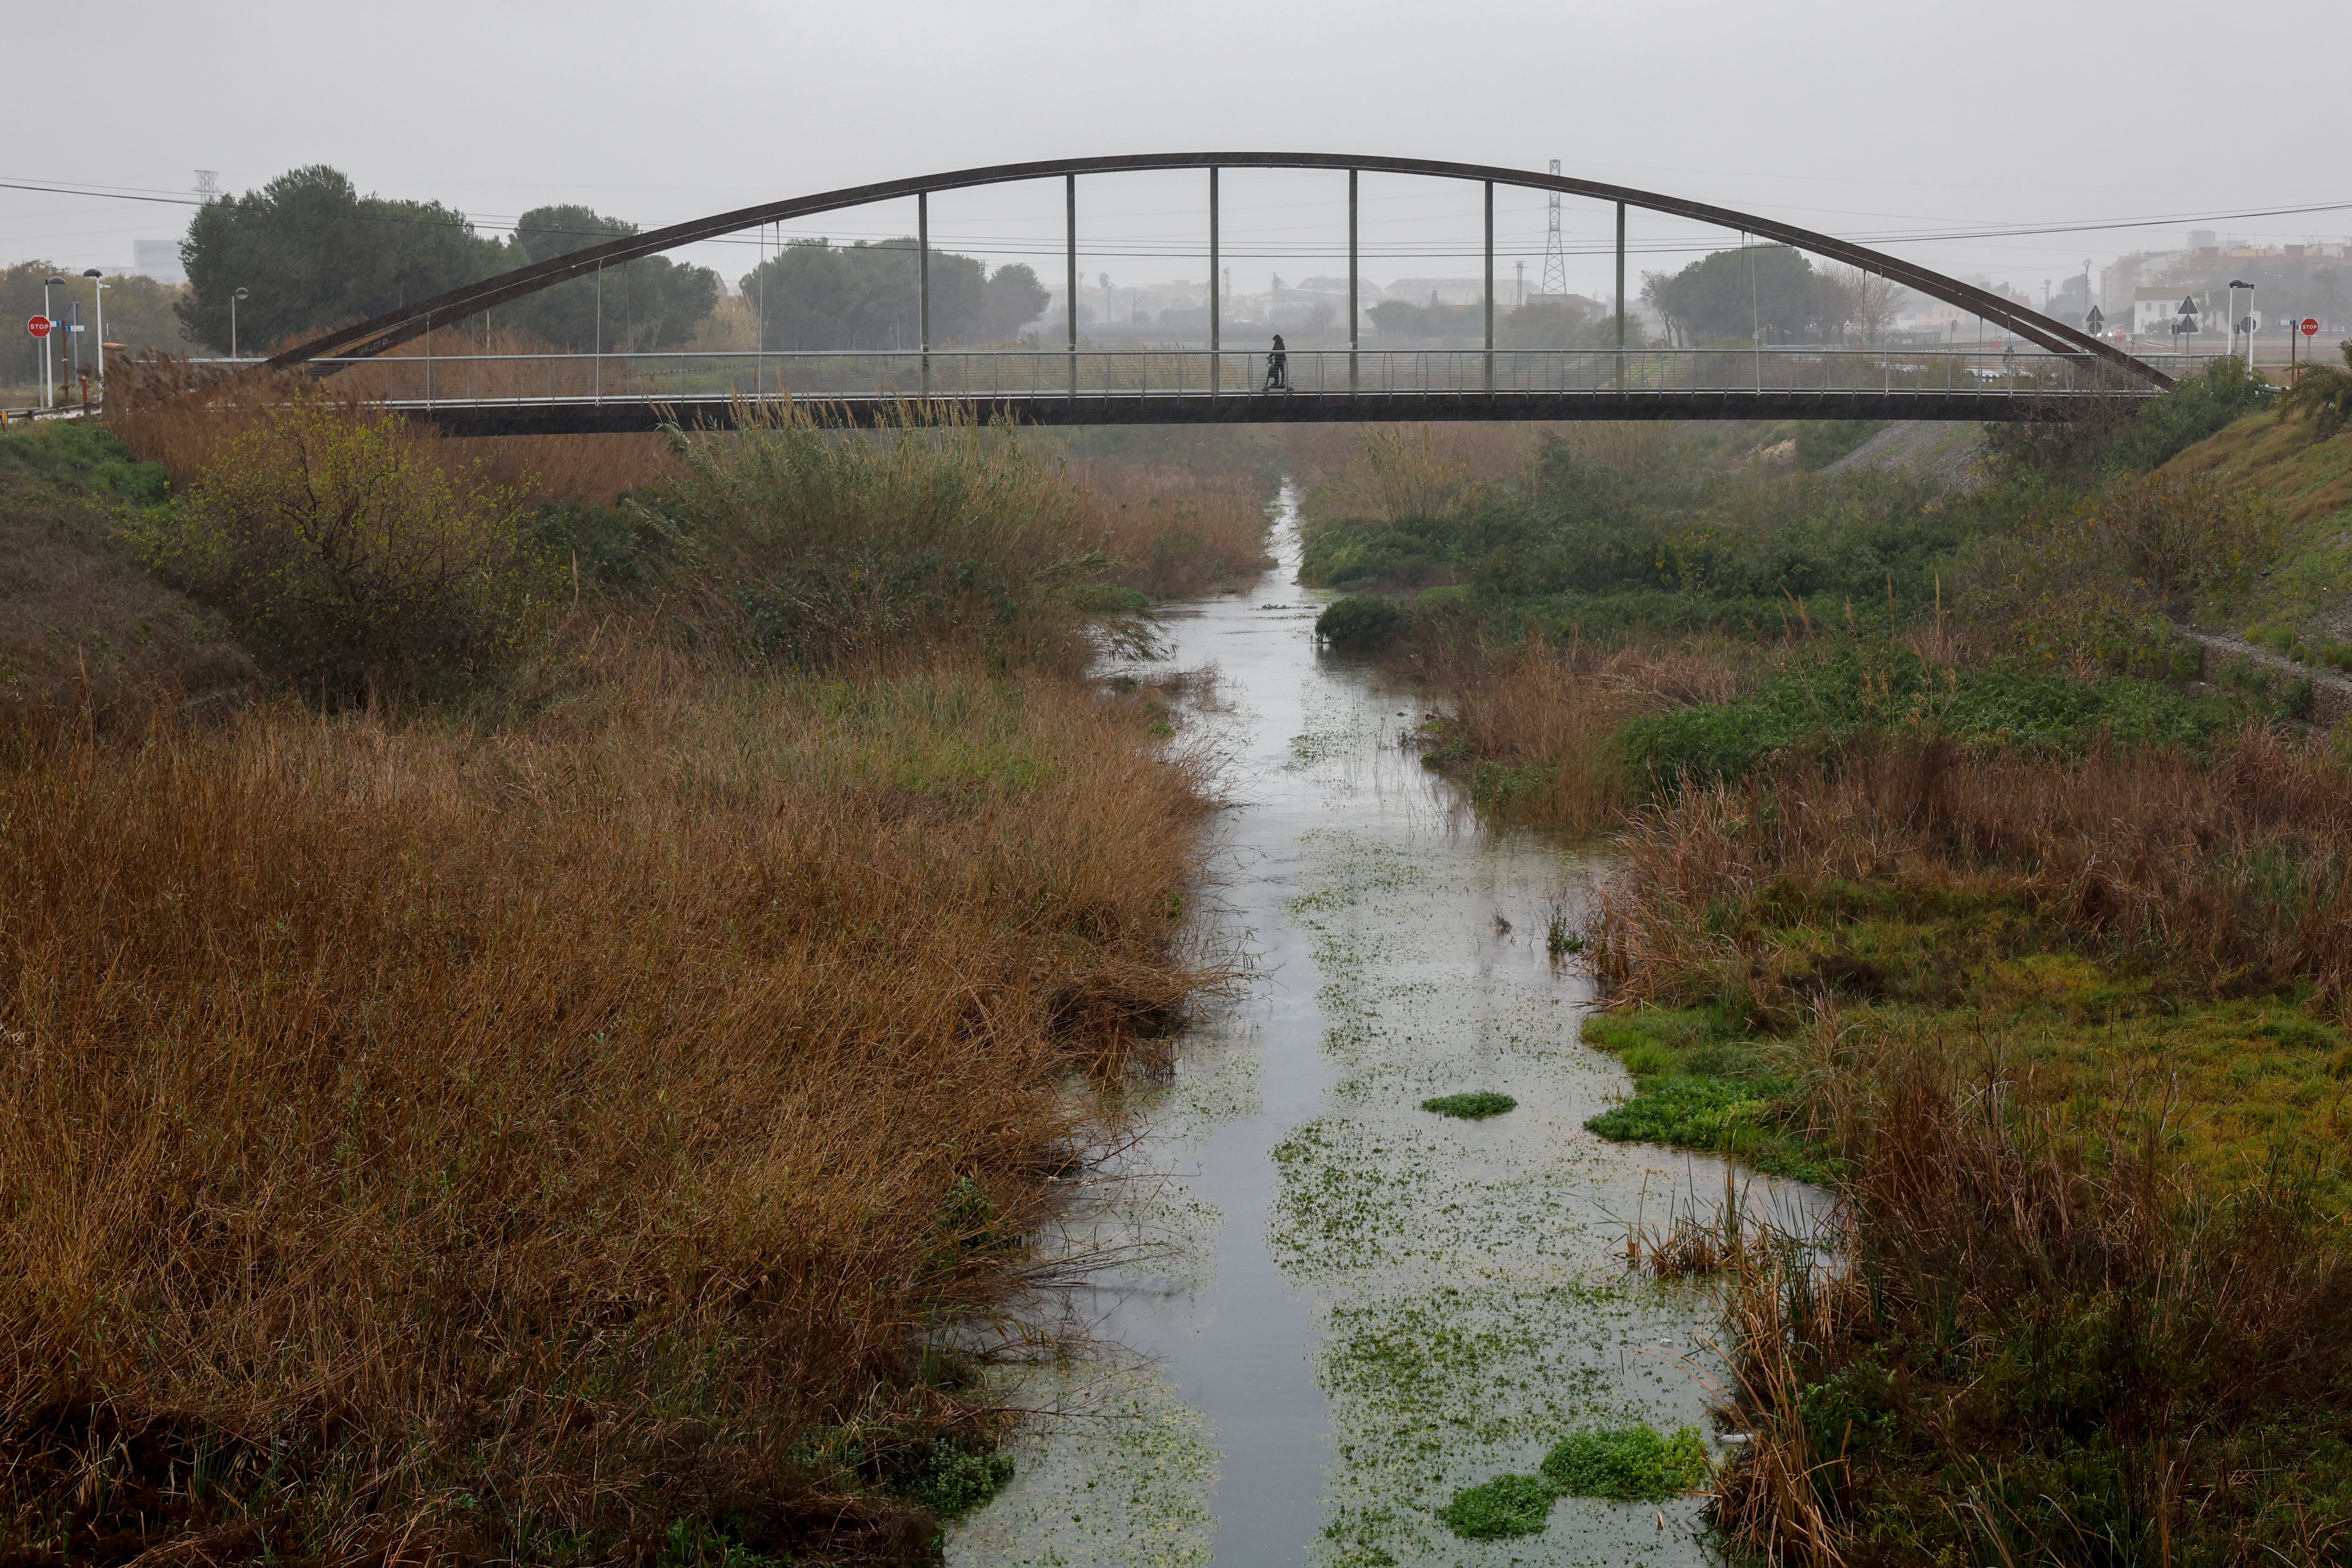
[1265,334,1289,393]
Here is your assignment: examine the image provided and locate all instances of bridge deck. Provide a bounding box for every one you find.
[250,347,2190,434]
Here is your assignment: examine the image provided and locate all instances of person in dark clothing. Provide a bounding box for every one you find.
[1265,333,1289,391]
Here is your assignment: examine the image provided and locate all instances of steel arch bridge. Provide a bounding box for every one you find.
[261,153,2184,435]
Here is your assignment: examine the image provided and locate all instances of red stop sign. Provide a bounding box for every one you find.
[25,316,50,339]
[2303,318,2321,336]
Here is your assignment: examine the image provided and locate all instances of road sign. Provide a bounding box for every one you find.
[2179,296,2198,315]
[26,316,50,338]
[2304,318,2321,336]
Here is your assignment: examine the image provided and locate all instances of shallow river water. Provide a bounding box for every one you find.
[951,490,1811,1568]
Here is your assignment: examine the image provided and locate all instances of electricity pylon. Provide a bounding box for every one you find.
[1539,158,1568,299]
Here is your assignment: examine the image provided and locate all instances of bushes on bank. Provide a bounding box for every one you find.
[132,398,549,700]
[1315,593,1408,652]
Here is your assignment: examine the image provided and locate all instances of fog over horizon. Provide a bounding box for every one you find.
[6,0,2345,312]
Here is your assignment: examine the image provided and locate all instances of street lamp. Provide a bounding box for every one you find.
[43,276,65,409]
[81,269,106,394]
[231,287,249,360]
[2228,279,2255,373]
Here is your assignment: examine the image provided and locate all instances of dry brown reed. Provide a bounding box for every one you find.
[1425,636,1749,832]
[0,649,1221,1562]
[1074,461,1274,596]
[102,352,676,509]
[1595,728,2352,1016]
[1707,1045,2352,1566]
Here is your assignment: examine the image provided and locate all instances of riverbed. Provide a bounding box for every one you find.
[950,487,1808,1568]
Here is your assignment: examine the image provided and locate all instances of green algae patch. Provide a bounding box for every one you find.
[1542,1423,1712,1502]
[1435,1472,1555,1539]
[1421,1090,1516,1120]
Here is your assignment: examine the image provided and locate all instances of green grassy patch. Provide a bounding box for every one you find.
[1420,1090,1517,1120]
[1579,1008,1832,1181]
[1434,1472,1555,1539]
[1541,1424,1712,1502]
[1617,640,2257,789]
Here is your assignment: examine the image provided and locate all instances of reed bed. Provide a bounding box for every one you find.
[1422,636,1751,831]
[0,654,1220,1563]
[1073,461,1274,597]
[1594,728,2352,1014]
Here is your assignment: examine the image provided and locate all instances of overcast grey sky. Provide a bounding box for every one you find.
[7,0,2346,303]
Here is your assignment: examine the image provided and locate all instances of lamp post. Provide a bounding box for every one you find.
[42,276,64,408]
[81,269,106,394]
[2228,279,2255,373]
[230,287,248,360]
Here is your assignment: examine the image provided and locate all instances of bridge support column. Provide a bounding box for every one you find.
[1615,200,1626,391]
[918,191,930,399]
[1348,169,1358,394]
[1482,181,1494,393]
[1209,167,1219,401]
[1065,175,1078,403]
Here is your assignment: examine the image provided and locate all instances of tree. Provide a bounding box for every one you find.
[4,264,195,390]
[740,239,1000,350]
[1640,246,1822,345]
[177,166,504,353]
[1498,299,1621,350]
[980,263,1051,342]
[1819,264,1905,345]
[498,205,718,351]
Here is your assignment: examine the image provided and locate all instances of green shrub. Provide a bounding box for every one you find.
[1792,420,1886,470]
[1435,1472,1555,1538]
[1541,1424,1712,1502]
[131,398,547,700]
[1422,1090,1517,1120]
[898,1438,1015,1520]
[1314,594,1408,653]
[638,412,1112,670]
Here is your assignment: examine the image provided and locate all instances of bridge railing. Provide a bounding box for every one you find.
[200,348,2199,407]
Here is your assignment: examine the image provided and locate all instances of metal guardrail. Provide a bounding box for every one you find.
[191,348,2201,412]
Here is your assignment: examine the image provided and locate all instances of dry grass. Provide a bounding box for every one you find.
[102,353,677,509]
[1707,1049,2352,1567]
[0,435,253,721]
[1587,729,2352,1561]
[1422,636,1750,832]
[1595,728,2352,1016]
[1074,461,1273,597]
[0,649,1221,1563]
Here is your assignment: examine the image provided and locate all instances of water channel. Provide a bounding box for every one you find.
[951,488,1811,1568]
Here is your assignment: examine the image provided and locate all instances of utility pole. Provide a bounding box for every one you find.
[41,276,62,407]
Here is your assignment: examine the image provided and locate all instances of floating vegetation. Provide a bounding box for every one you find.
[1435,1472,1556,1539]
[1420,1090,1518,1120]
[1433,1425,1712,1540]
[1542,1424,1712,1503]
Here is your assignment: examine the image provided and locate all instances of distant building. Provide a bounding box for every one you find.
[1384,277,1488,308]
[132,239,185,285]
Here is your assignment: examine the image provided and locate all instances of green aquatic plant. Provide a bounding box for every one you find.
[1541,1423,1712,1502]
[1435,1472,1555,1539]
[1421,1091,1517,1120]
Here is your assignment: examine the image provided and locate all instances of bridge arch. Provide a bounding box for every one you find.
[265,152,2169,390]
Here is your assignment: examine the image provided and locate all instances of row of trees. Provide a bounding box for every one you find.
[739,241,1050,350]
[1640,247,1903,346]
[177,167,719,355]
[1361,296,1626,349]
[172,166,1054,358]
